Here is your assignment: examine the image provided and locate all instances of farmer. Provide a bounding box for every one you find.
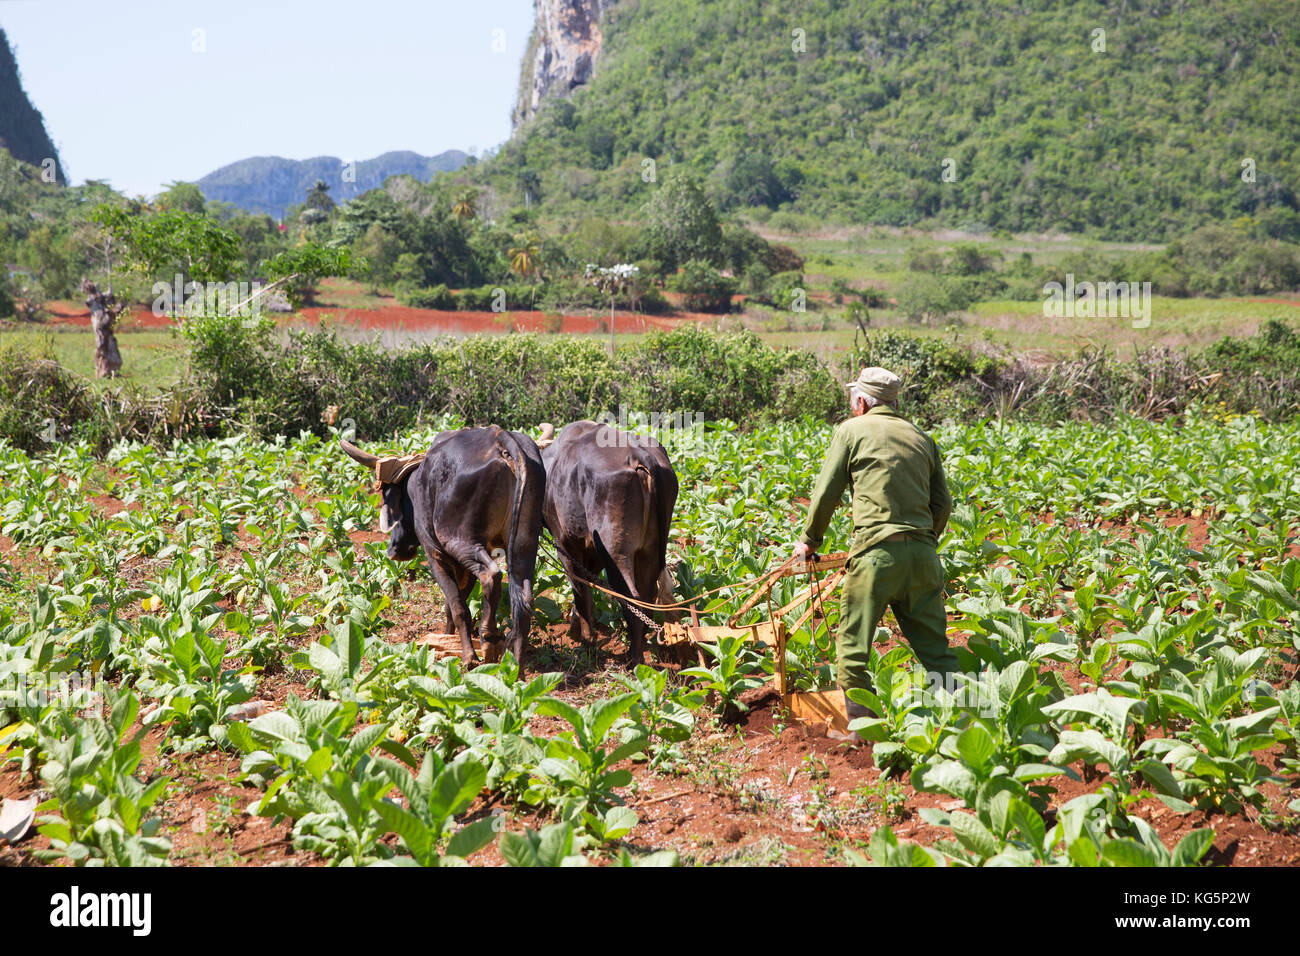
[792,366,957,726]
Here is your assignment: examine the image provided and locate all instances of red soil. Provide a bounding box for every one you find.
[38,298,720,337]
[43,300,171,329]
[295,304,684,335]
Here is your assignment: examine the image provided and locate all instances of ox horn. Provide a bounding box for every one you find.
[339,438,380,471]
[537,422,555,448]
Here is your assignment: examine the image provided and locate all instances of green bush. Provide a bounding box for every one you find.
[669,260,737,313]
[8,321,1299,456]
[455,286,497,311]
[945,244,1001,276]
[1124,227,1300,297]
[894,274,976,323]
[640,170,724,271]
[397,284,454,309]
[719,223,774,275]
[904,248,946,273]
[538,278,604,313]
[635,285,672,315]
[743,262,771,298]
[762,242,805,275]
[180,313,279,411]
[766,271,806,312]
[452,284,539,312]
[850,330,990,423]
[1199,319,1300,419]
[0,343,97,452]
[616,327,841,424]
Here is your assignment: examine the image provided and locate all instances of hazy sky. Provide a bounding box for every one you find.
[0,0,536,197]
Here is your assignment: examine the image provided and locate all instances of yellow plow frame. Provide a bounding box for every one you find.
[661,553,851,733]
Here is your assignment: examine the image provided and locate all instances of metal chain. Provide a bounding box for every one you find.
[538,534,663,634]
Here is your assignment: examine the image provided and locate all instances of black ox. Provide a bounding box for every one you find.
[540,420,679,662]
[341,427,546,665]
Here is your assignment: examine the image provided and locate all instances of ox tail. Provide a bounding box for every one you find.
[496,430,538,646]
[635,452,671,576]
[637,447,679,619]
[632,457,665,607]
[635,462,656,583]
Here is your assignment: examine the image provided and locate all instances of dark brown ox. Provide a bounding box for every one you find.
[540,420,679,662]
[341,426,546,666]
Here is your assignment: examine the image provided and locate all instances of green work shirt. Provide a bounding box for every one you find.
[800,405,952,553]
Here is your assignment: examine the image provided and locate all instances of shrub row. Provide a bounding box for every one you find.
[4,322,1297,456]
[853,321,1300,425]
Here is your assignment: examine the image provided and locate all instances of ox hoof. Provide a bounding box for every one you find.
[481,638,505,664]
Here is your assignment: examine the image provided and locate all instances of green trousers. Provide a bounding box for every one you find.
[836,537,957,692]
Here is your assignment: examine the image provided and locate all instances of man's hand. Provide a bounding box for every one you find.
[792,541,814,563]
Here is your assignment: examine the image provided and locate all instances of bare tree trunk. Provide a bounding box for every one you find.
[82,279,124,378]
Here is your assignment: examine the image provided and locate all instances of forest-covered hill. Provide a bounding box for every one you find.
[0,28,63,184]
[482,0,1300,240]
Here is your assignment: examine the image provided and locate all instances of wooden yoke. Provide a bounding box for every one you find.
[373,453,425,488]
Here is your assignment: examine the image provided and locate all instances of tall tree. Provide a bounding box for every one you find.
[508,231,543,282]
[156,181,206,215]
[452,188,479,222]
[516,169,541,208]
[305,179,336,212]
[642,169,723,272]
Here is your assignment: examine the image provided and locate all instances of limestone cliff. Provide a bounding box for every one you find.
[512,0,605,130]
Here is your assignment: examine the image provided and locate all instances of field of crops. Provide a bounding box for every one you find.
[1,409,1297,867]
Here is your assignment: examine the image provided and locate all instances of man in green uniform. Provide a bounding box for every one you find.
[792,367,957,722]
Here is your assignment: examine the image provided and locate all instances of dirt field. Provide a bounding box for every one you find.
[3,497,1295,869]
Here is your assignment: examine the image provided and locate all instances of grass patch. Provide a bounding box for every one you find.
[0,326,188,391]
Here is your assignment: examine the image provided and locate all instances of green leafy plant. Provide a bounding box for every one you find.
[227,694,406,865]
[528,692,649,828]
[138,627,257,751]
[617,664,701,770]
[372,752,497,867]
[682,634,766,721]
[34,690,171,866]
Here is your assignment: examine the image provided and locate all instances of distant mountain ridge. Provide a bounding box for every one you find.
[0,28,64,183]
[195,149,469,217]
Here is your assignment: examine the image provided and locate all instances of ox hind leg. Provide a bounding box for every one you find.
[627,554,669,664]
[595,545,653,665]
[427,550,476,666]
[504,539,539,667]
[453,544,506,663]
[558,546,599,646]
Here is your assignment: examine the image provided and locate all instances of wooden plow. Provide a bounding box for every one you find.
[660,553,852,733]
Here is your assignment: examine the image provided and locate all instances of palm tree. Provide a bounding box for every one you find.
[508,231,544,309]
[451,188,478,222]
[508,232,543,282]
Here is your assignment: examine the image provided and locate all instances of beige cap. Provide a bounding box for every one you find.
[845,366,902,403]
